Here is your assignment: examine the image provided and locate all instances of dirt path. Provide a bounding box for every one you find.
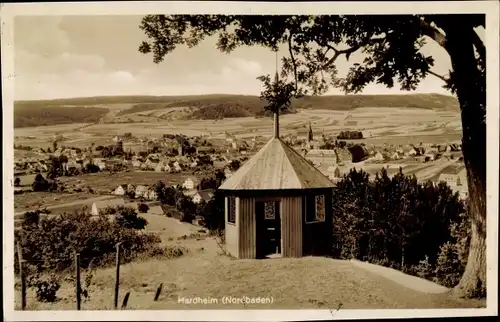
[350,259,450,294]
[14,195,115,216]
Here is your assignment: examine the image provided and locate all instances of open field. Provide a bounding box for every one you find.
[14,171,211,214]
[14,213,484,310]
[14,192,97,213]
[14,106,462,150]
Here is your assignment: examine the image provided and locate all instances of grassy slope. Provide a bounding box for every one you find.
[14,93,459,128]
[16,238,484,310]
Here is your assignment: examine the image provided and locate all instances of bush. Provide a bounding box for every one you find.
[32,174,49,192]
[23,210,41,227]
[104,206,148,230]
[34,275,61,302]
[337,130,363,140]
[433,210,471,287]
[137,203,149,213]
[85,163,100,173]
[14,209,160,273]
[14,177,21,186]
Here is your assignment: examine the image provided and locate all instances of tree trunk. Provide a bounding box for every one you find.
[444,23,487,298]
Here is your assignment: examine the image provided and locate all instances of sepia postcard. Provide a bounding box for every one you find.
[2,1,499,321]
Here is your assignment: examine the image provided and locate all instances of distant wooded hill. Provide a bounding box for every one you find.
[14,93,459,128]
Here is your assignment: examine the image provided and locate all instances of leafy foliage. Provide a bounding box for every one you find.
[332,168,468,287]
[100,205,149,230]
[138,14,483,98]
[137,203,150,213]
[14,209,159,273]
[337,131,364,140]
[33,274,61,302]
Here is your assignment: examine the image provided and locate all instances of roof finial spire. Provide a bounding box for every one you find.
[273,48,280,139]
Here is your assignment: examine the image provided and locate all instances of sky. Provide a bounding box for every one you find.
[13,15,479,101]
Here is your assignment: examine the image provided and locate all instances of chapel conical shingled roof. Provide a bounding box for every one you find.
[218,137,335,191]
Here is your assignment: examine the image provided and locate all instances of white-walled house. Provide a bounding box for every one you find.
[182,177,198,190]
[113,185,126,196]
[135,185,149,198]
[192,189,215,204]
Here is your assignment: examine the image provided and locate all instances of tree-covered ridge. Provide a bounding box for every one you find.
[14,102,109,128]
[14,93,459,128]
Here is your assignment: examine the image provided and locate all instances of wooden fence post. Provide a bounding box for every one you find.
[75,253,81,310]
[121,292,130,309]
[16,242,26,310]
[114,242,122,309]
[154,283,163,301]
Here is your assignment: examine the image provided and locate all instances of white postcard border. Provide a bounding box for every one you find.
[2,1,499,321]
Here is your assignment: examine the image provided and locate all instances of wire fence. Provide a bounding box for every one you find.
[15,241,164,311]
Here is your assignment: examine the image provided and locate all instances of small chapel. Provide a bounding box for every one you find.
[218,59,335,259]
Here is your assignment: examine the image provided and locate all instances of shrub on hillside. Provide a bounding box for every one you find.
[14,177,21,187]
[101,205,148,230]
[85,163,100,173]
[14,209,160,273]
[32,174,50,192]
[34,274,61,303]
[23,210,41,227]
[137,203,149,213]
[331,167,466,285]
[433,209,471,288]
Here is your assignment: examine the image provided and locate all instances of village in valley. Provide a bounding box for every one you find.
[14,116,467,223]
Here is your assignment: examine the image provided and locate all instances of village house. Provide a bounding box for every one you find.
[437,167,468,199]
[326,165,342,180]
[192,189,215,204]
[97,161,106,171]
[305,149,338,166]
[126,184,135,195]
[446,143,461,152]
[182,177,199,190]
[113,185,126,196]
[190,159,198,168]
[224,167,233,178]
[372,151,388,162]
[135,185,149,199]
[335,149,352,165]
[407,146,425,156]
[424,150,440,161]
[391,151,403,160]
[173,161,183,172]
[146,189,158,201]
[155,161,169,172]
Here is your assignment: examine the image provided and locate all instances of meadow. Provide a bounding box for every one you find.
[13,105,462,150]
